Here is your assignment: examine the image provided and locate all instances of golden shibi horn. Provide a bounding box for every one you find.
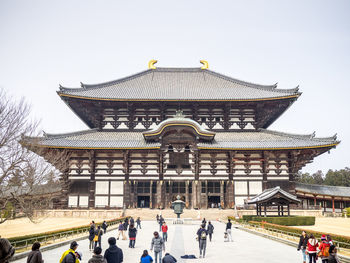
[148,59,158,69]
[200,60,209,70]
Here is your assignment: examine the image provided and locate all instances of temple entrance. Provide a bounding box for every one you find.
[137,196,150,208]
[208,196,220,208]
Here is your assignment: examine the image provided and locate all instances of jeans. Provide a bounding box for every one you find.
[129,239,135,248]
[301,249,306,262]
[162,232,168,242]
[226,229,233,241]
[308,253,316,263]
[199,239,207,257]
[154,251,162,263]
[137,223,141,229]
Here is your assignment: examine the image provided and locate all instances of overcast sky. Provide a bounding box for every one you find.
[0,0,349,174]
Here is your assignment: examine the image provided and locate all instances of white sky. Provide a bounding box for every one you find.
[0,0,349,174]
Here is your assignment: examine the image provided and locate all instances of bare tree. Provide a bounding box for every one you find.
[0,89,69,223]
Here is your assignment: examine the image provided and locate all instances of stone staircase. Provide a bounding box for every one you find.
[124,208,236,221]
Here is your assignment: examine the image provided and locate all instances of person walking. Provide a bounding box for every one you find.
[140,250,153,263]
[158,216,164,232]
[156,214,159,223]
[297,231,308,263]
[319,234,330,263]
[306,234,318,263]
[196,224,208,258]
[128,224,137,248]
[27,242,43,263]
[150,231,165,263]
[104,237,123,263]
[0,238,15,263]
[136,217,142,229]
[130,217,135,225]
[162,253,177,263]
[207,221,214,242]
[123,218,129,232]
[59,241,79,263]
[117,222,124,240]
[201,218,207,227]
[94,226,103,249]
[89,224,96,251]
[102,221,108,234]
[161,222,168,242]
[88,247,107,263]
[328,245,340,263]
[226,219,233,242]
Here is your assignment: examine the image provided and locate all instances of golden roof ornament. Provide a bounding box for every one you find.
[148,59,158,69]
[200,60,209,70]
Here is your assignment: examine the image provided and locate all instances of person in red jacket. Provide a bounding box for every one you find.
[306,234,318,263]
[319,235,330,263]
[161,222,168,242]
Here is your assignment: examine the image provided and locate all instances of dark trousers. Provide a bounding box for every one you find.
[137,223,141,229]
[94,240,101,249]
[308,253,316,263]
[162,232,168,242]
[322,259,328,263]
[129,239,135,248]
[209,233,212,241]
[199,239,207,257]
[89,240,94,250]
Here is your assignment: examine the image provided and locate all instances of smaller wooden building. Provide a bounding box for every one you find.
[248,186,300,216]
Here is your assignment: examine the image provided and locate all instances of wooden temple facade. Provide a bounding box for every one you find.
[27,62,339,209]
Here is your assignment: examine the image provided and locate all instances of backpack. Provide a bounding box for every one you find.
[200,230,207,240]
[322,246,330,257]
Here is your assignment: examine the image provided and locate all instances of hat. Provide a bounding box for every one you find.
[70,241,78,249]
[321,235,326,240]
[76,251,82,260]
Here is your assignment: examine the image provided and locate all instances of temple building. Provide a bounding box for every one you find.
[26,60,339,209]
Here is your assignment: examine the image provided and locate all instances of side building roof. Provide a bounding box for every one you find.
[24,128,339,150]
[295,182,350,198]
[57,67,300,101]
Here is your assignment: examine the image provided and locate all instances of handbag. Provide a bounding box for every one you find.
[94,230,100,242]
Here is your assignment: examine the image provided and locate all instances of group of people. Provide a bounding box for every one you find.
[298,231,340,263]
[195,218,233,258]
[89,221,107,250]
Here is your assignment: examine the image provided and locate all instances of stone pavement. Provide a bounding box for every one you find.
[12,220,301,263]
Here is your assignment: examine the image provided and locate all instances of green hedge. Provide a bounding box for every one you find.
[343,207,350,217]
[248,221,350,249]
[8,216,129,247]
[240,215,315,226]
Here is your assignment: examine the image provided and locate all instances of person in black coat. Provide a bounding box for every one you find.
[297,231,308,263]
[207,221,214,242]
[94,226,103,249]
[89,225,96,251]
[123,218,129,231]
[128,224,137,248]
[104,237,123,263]
[102,221,108,234]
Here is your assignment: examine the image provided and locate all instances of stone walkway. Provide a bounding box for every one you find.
[13,220,301,263]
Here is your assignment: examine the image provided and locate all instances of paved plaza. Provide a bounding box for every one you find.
[13,220,301,263]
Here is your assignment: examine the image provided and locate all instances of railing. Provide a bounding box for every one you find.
[10,218,122,250]
[240,221,350,251]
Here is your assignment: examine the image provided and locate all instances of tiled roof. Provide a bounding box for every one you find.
[248,186,300,204]
[58,68,300,101]
[26,129,338,150]
[295,183,350,198]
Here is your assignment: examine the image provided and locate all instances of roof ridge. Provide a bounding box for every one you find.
[43,128,98,139]
[58,69,153,92]
[296,182,350,190]
[260,129,337,142]
[205,70,300,94]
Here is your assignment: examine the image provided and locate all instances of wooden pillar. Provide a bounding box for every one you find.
[185,181,189,208]
[156,181,164,209]
[264,204,267,217]
[149,180,153,209]
[278,205,280,216]
[287,204,290,216]
[332,197,335,213]
[281,205,284,216]
[220,181,224,208]
[88,150,96,208]
[313,195,317,208]
[192,181,198,209]
[256,204,259,216]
